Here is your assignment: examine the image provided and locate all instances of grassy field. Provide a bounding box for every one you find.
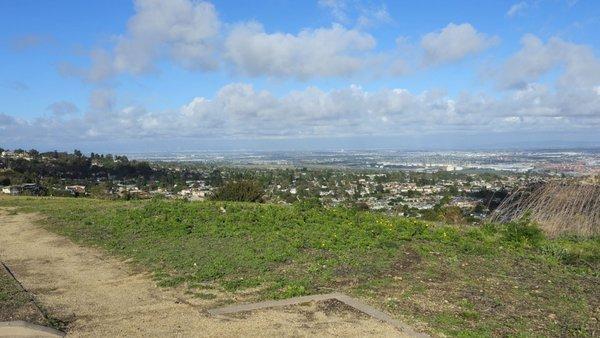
[1,196,598,336]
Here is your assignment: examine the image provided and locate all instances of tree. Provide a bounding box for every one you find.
[211,180,264,202]
[207,169,223,187]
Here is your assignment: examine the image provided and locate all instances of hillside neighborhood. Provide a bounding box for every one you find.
[0,148,568,223]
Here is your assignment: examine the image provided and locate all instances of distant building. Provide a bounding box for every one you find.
[178,188,208,201]
[1,151,32,161]
[1,183,45,196]
[65,185,86,195]
[1,186,18,195]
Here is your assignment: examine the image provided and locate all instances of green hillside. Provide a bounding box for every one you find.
[1,196,598,336]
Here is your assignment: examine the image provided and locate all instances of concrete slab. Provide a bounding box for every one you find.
[0,321,65,337]
[208,292,429,338]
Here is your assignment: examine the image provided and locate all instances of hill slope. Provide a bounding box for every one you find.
[1,196,598,336]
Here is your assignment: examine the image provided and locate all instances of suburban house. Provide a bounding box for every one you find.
[65,185,87,195]
[1,183,45,196]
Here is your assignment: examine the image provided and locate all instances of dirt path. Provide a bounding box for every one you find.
[0,209,412,337]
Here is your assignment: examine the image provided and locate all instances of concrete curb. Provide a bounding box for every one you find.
[208,292,429,337]
[0,321,65,337]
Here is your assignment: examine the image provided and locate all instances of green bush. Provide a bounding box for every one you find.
[540,239,600,268]
[293,197,323,211]
[501,216,544,247]
[210,180,264,202]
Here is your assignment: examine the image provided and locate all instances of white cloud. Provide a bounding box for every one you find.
[421,23,499,66]
[496,34,600,89]
[67,0,221,82]
[507,2,528,17]
[225,22,376,79]
[60,0,402,81]
[113,0,220,74]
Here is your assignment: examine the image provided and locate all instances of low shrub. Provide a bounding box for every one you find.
[210,180,264,203]
[501,215,544,247]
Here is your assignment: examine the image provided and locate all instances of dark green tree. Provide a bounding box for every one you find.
[211,180,264,202]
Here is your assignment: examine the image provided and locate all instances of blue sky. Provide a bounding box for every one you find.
[1,0,599,152]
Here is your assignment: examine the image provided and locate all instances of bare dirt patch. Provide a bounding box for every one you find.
[226,300,407,337]
[392,247,422,273]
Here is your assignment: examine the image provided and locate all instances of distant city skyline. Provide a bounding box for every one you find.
[1,0,600,151]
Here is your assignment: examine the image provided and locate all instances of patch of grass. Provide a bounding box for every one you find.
[1,196,598,337]
[193,292,217,300]
[0,266,30,310]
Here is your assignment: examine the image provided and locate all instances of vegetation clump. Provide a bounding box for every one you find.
[210,180,265,202]
[501,215,545,247]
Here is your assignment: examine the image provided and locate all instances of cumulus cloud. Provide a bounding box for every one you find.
[60,0,402,81]
[421,23,499,66]
[113,0,220,73]
[65,0,221,82]
[225,22,376,79]
[496,34,600,89]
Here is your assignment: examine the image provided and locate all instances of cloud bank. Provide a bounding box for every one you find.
[3,81,599,145]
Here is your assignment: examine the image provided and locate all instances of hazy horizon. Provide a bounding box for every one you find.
[3,131,600,154]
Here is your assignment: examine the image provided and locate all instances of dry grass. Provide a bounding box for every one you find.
[489,180,600,237]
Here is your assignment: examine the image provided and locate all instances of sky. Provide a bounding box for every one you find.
[1,0,599,152]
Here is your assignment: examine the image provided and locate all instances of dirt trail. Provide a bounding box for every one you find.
[0,209,411,337]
